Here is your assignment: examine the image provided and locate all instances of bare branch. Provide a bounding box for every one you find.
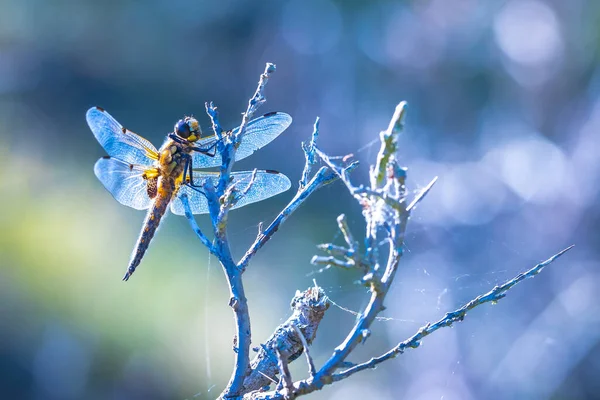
[372,101,407,188]
[275,349,293,394]
[206,65,278,399]
[178,74,574,400]
[331,245,574,382]
[316,243,355,259]
[180,193,214,252]
[235,63,277,143]
[205,101,224,141]
[237,164,355,271]
[300,117,319,189]
[310,255,355,270]
[291,325,316,378]
[406,176,438,212]
[239,169,259,199]
[241,287,329,393]
[245,246,573,399]
[336,214,356,249]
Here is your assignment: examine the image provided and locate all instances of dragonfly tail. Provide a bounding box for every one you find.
[122,196,170,281]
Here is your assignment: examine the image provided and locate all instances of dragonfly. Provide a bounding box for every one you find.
[87,106,292,281]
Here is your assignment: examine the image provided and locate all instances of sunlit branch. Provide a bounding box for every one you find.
[406,176,438,212]
[300,117,319,189]
[180,193,214,252]
[205,101,224,142]
[336,214,357,250]
[372,101,406,188]
[238,169,259,199]
[331,245,574,382]
[241,287,329,394]
[234,63,277,144]
[237,163,357,272]
[245,246,574,400]
[201,65,278,398]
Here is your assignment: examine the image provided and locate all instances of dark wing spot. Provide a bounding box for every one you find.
[95,106,105,112]
[263,111,278,117]
[121,127,127,134]
[129,164,134,171]
[265,169,280,174]
[101,155,111,160]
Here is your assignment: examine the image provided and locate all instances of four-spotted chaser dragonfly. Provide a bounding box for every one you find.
[88,107,292,281]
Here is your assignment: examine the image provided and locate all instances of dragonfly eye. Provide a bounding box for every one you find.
[186,118,200,134]
[175,120,191,138]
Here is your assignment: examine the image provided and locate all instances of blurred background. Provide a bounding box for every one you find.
[1,0,598,399]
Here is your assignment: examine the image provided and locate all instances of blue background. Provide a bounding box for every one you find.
[1,1,598,399]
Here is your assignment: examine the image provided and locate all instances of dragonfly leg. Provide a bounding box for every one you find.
[190,141,218,157]
[182,155,207,194]
[168,133,187,145]
[182,154,200,187]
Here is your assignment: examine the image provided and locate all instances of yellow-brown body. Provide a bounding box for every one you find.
[123,139,194,280]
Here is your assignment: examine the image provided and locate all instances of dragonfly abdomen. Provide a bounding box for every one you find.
[123,191,171,281]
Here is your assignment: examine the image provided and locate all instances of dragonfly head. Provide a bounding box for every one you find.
[174,117,201,142]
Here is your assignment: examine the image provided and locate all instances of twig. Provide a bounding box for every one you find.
[310,255,355,270]
[372,101,407,188]
[238,169,259,199]
[336,214,356,249]
[406,176,438,212]
[241,287,329,393]
[316,244,355,259]
[195,65,278,399]
[300,117,319,189]
[331,245,574,382]
[205,101,224,141]
[240,101,574,400]
[245,246,573,399]
[291,325,316,378]
[235,63,277,144]
[180,193,215,252]
[275,349,293,394]
[238,162,357,272]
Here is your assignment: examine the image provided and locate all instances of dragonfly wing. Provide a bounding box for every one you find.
[94,156,153,210]
[87,107,159,166]
[170,183,210,215]
[170,170,292,215]
[191,112,292,168]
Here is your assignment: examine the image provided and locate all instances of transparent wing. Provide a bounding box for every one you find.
[170,170,292,215]
[192,112,292,168]
[87,106,159,166]
[94,156,153,210]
